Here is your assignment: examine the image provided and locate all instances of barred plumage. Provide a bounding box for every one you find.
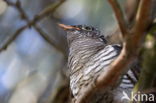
[69,44,122,98]
[59,24,140,103]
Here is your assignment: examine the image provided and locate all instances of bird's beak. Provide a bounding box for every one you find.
[58,23,80,30]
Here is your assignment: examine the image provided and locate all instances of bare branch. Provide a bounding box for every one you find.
[34,26,65,55]
[100,0,153,95]
[7,0,65,54]
[31,0,64,22]
[5,0,29,21]
[106,0,140,45]
[134,0,152,31]
[108,0,128,37]
[1,0,65,53]
[133,0,153,44]
[124,0,139,21]
[0,25,27,51]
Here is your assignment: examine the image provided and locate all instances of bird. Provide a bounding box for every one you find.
[59,24,140,103]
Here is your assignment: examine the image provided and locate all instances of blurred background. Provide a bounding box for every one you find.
[0,0,118,103]
[0,0,156,103]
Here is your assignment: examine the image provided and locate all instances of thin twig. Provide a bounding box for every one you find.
[34,26,65,54]
[1,0,65,53]
[5,0,65,55]
[0,25,27,51]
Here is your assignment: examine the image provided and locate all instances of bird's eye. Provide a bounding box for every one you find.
[84,26,92,31]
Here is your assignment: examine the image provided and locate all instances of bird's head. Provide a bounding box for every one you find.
[58,24,107,45]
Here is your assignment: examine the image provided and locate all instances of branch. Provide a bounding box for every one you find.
[77,0,153,103]
[0,0,65,53]
[99,0,153,87]
[108,0,128,37]
[133,0,153,45]
[106,0,139,45]
[6,0,65,55]
[0,25,27,51]
[124,0,139,21]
